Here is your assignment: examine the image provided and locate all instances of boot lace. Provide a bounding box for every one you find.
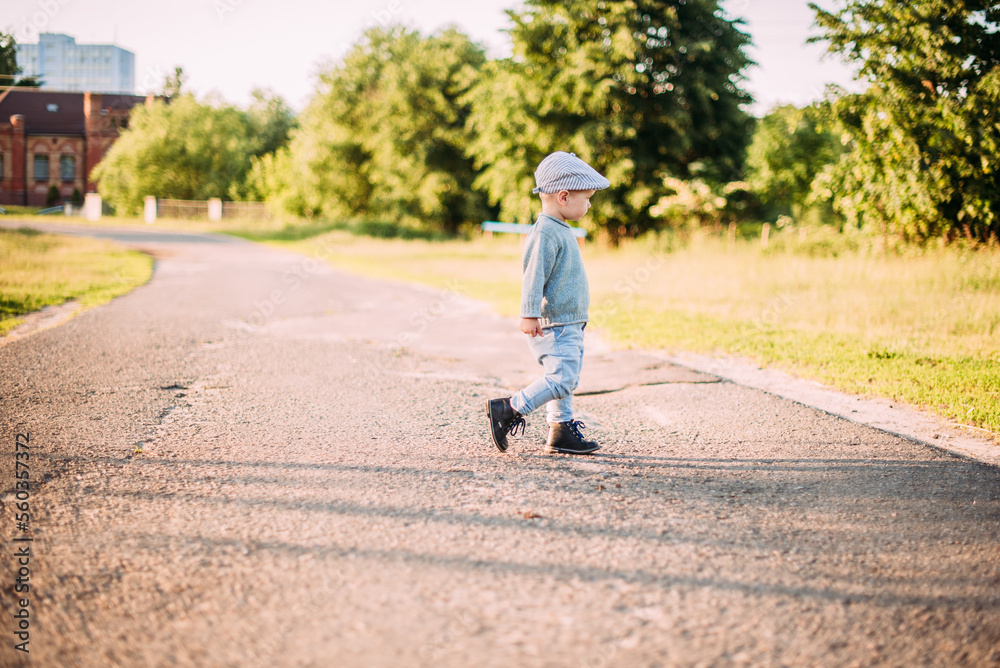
[567,420,587,440]
[506,414,526,438]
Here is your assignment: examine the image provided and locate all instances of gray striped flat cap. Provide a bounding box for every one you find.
[532,151,611,194]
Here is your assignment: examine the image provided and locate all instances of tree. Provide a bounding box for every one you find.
[744,103,843,223]
[161,66,187,98]
[0,32,41,87]
[229,147,293,205]
[280,26,490,233]
[93,94,256,214]
[245,87,296,158]
[811,0,1000,242]
[227,89,297,202]
[649,176,727,230]
[464,0,754,240]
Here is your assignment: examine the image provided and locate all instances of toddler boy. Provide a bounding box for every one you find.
[486,151,610,455]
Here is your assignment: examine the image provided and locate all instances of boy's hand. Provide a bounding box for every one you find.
[520,318,543,337]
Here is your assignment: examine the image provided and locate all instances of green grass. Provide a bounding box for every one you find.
[0,227,154,335]
[258,227,999,440]
[224,218,451,242]
[1,205,51,217]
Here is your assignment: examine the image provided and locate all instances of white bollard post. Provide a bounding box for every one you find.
[144,196,157,224]
[84,193,102,222]
[208,198,222,222]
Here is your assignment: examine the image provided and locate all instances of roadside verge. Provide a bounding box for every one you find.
[666,351,1000,467]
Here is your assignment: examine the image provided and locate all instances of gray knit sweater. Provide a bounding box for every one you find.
[520,213,589,328]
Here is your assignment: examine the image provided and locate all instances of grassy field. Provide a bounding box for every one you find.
[239,225,999,439]
[0,227,153,335]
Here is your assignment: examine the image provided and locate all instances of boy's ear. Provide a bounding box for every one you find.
[557,190,570,204]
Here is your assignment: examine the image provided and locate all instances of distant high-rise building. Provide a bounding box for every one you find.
[15,33,135,95]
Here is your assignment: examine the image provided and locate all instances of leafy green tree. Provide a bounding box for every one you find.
[93,94,256,214]
[811,0,1000,242]
[228,147,302,208]
[245,87,296,157]
[650,176,727,230]
[0,32,16,85]
[744,103,843,223]
[228,89,297,201]
[280,26,490,233]
[464,0,754,239]
[0,32,41,87]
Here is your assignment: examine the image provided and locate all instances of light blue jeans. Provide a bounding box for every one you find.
[510,323,585,423]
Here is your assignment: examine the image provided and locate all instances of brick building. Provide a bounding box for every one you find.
[0,88,155,207]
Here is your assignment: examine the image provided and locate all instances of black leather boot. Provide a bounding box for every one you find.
[486,397,526,453]
[545,420,599,455]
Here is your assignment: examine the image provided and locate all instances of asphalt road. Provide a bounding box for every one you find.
[1,224,998,667]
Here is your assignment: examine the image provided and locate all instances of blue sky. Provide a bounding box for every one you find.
[6,0,862,115]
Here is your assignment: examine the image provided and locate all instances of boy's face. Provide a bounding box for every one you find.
[553,189,596,222]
